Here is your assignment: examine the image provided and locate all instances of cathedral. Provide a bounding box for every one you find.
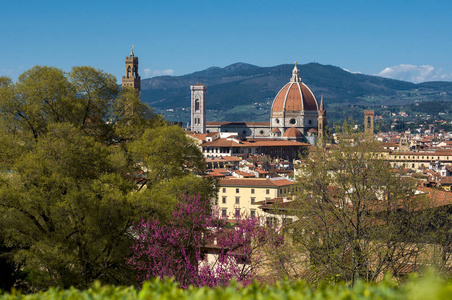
[190,62,326,145]
[119,48,326,145]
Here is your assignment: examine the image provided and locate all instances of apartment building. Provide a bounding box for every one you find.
[215,178,297,220]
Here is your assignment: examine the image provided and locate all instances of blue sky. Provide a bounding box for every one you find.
[1,0,451,83]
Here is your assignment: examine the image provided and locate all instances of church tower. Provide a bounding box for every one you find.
[318,95,327,144]
[122,46,141,91]
[190,84,207,133]
[364,110,374,141]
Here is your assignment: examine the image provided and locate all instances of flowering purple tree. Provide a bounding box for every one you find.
[128,195,279,288]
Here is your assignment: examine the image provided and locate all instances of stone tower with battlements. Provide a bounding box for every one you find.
[190,84,207,133]
[364,110,374,141]
[122,46,141,91]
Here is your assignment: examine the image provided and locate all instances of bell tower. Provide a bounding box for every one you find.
[190,84,207,133]
[122,46,141,91]
[317,95,327,145]
[364,110,374,141]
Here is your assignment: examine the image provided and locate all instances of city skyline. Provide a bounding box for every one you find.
[1,0,451,83]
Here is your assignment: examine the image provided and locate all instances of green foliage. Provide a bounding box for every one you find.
[3,272,452,299]
[0,65,216,290]
[290,128,434,283]
[128,125,206,183]
[140,62,452,123]
[0,124,142,289]
[111,87,165,143]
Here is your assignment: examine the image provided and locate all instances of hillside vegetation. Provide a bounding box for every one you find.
[140,62,452,123]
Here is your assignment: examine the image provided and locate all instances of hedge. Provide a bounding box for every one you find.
[1,272,452,300]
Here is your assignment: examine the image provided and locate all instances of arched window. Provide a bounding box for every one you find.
[127,66,131,78]
[133,66,138,76]
[195,99,200,111]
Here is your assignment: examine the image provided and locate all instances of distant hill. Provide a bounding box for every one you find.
[140,62,452,123]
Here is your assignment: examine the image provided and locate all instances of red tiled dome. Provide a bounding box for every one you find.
[283,127,303,138]
[271,63,318,113]
[271,127,281,133]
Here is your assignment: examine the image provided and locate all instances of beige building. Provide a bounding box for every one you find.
[381,150,452,169]
[215,178,297,220]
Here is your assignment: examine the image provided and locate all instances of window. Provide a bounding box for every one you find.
[251,189,255,194]
[308,120,312,125]
[195,99,200,111]
[222,196,227,204]
[235,208,241,219]
[289,118,296,124]
[222,208,227,218]
[222,188,226,193]
[279,188,282,194]
[251,197,255,204]
[250,209,256,218]
[235,196,240,205]
[259,130,264,134]
[236,188,240,193]
[242,130,247,134]
[266,189,270,194]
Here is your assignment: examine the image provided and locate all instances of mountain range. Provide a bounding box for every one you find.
[139,62,452,123]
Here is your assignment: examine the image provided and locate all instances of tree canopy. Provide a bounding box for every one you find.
[285,128,434,283]
[0,66,215,290]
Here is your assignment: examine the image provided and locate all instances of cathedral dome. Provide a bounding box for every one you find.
[283,127,303,138]
[271,63,318,113]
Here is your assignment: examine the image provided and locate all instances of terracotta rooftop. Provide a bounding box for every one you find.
[417,187,452,208]
[440,177,452,185]
[235,170,255,178]
[202,138,310,148]
[205,156,242,163]
[186,132,208,141]
[271,65,318,113]
[219,178,296,188]
[283,127,303,138]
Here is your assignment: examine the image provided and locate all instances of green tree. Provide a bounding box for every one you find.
[128,125,206,184]
[68,66,118,127]
[0,65,216,290]
[0,124,145,289]
[127,125,216,222]
[289,129,432,283]
[110,86,165,144]
[4,66,76,140]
